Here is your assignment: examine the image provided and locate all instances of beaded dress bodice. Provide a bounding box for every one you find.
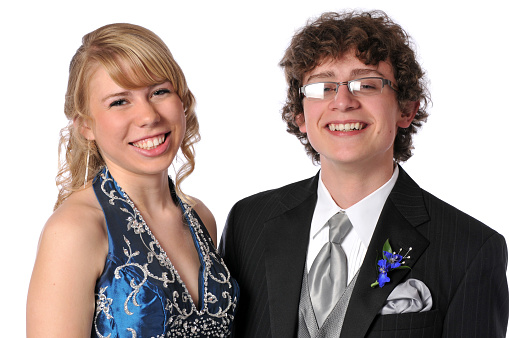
[92,167,239,337]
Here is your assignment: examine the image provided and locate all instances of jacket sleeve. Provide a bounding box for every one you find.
[219,204,238,278]
[442,232,509,337]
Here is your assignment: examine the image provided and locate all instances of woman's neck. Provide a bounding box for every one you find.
[106,164,174,216]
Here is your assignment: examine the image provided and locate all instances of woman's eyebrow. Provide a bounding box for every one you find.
[101,91,131,103]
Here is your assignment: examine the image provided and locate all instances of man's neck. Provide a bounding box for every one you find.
[320,159,395,209]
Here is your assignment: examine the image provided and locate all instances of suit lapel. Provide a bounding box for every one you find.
[340,167,431,337]
[264,174,319,338]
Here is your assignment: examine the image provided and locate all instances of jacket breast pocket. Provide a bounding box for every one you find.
[367,309,442,337]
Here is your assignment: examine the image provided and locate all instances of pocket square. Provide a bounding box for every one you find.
[379,278,432,315]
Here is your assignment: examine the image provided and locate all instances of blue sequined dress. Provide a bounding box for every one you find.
[91,167,239,337]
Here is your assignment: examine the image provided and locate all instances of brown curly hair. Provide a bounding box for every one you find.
[55,23,200,209]
[279,10,430,164]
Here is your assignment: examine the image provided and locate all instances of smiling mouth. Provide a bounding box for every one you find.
[328,122,366,132]
[131,133,168,150]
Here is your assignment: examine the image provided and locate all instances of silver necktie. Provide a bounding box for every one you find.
[308,212,352,327]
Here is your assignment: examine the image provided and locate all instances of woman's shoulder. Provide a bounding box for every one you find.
[190,196,217,245]
[43,187,107,254]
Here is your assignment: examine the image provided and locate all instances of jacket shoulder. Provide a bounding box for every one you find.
[421,188,498,236]
[233,175,317,213]
[395,166,499,238]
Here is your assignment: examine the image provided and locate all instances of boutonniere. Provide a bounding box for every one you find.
[371,239,411,288]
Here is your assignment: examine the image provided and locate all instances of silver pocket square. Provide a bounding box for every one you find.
[379,278,432,315]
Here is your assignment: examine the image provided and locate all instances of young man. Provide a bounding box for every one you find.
[220,10,508,337]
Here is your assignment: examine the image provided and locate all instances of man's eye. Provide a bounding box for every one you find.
[321,83,338,93]
[357,79,381,91]
[361,84,377,89]
[109,99,127,107]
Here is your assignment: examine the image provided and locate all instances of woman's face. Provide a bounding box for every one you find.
[82,65,186,177]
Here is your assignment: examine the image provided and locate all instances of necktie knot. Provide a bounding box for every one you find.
[329,212,352,244]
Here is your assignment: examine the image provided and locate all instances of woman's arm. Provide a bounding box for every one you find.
[27,190,107,337]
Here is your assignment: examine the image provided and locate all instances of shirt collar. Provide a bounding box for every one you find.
[311,166,399,247]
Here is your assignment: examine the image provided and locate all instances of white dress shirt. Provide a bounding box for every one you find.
[306,166,399,284]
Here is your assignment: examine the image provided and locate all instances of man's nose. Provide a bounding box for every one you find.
[329,85,360,111]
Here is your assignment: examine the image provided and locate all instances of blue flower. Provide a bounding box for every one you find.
[371,239,411,288]
[376,259,391,287]
[383,251,403,269]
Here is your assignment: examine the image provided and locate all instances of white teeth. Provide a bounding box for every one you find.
[328,123,365,132]
[133,134,165,150]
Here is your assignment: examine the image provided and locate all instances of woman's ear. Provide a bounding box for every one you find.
[74,116,95,140]
[397,101,419,128]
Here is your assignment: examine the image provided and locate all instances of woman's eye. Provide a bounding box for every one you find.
[153,88,170,96]
[109,99,127,107]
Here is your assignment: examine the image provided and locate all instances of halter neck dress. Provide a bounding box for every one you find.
[91,167,239,337]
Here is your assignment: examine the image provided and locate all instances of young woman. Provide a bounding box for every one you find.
[27,23,239,337]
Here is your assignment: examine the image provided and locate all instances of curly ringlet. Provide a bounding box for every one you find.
[55,23,200,210]
[279,10,430,164]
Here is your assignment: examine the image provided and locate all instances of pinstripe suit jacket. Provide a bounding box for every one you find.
[219,166,508,337]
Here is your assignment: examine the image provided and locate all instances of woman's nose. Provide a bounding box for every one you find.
[135,101,160,127]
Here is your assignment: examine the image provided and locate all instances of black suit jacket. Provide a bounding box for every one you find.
[220,167,509,337]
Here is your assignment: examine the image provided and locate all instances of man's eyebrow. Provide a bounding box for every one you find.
[305,71,335,83]
[305,68,386,83]
[350,68,385,78]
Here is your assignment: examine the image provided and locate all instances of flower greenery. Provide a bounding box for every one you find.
[371,239,411,288]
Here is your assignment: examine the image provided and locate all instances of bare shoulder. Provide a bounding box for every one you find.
[44,187,106,252]
[27,187,107,337]
[33,186,108,278]
[191,197,217,245]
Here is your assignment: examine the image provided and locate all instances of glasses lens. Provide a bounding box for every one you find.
[350,78,383,96]
[303,82,337,100]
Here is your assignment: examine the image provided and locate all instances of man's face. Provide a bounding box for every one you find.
[298,50,415,171]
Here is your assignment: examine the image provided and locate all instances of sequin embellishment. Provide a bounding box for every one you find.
[92,168,238,337]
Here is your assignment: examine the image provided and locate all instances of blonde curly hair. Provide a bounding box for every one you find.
[55,23,200,210]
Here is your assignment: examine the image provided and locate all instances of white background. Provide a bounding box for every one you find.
[1,0,508,335]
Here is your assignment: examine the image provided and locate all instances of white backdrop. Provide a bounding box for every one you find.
[2,0,508,335]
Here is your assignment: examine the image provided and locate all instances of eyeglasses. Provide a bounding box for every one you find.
[300,77,398,101]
